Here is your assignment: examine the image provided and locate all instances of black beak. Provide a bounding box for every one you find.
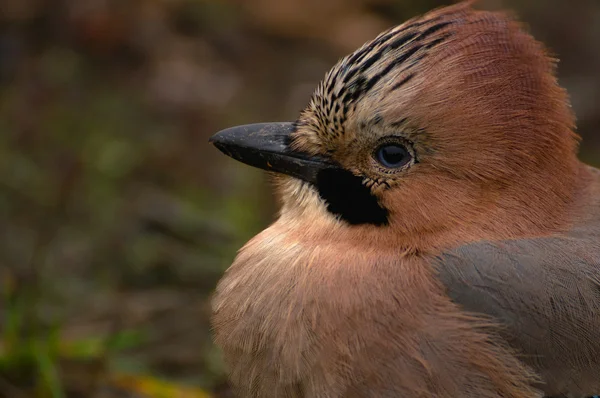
[209,122,338,185]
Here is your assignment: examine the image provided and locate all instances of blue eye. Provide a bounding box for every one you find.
[375,144,411,168]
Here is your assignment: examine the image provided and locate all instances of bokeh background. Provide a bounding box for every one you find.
[0,0,598,397]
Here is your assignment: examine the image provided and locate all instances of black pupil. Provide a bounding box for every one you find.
[377,144,409,168]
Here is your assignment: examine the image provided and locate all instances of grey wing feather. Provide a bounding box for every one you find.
[435,225,600,397]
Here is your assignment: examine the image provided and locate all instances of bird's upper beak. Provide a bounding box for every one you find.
[209,122,338,185]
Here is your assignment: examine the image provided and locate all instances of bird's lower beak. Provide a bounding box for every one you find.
[209,122,338,185]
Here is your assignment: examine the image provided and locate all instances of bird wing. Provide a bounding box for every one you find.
[435,226,600,397]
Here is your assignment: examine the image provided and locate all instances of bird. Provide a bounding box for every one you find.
[209,2,600,397]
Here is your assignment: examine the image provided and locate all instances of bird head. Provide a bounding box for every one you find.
[211,2,581,251]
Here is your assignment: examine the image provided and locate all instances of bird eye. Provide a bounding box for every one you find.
[375,143,411,169]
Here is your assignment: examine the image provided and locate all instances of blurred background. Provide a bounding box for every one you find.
[0,0,598,397]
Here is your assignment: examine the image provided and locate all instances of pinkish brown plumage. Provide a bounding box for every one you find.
[210,2,600,397]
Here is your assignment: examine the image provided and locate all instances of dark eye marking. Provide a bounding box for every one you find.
[316,168,389,226]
